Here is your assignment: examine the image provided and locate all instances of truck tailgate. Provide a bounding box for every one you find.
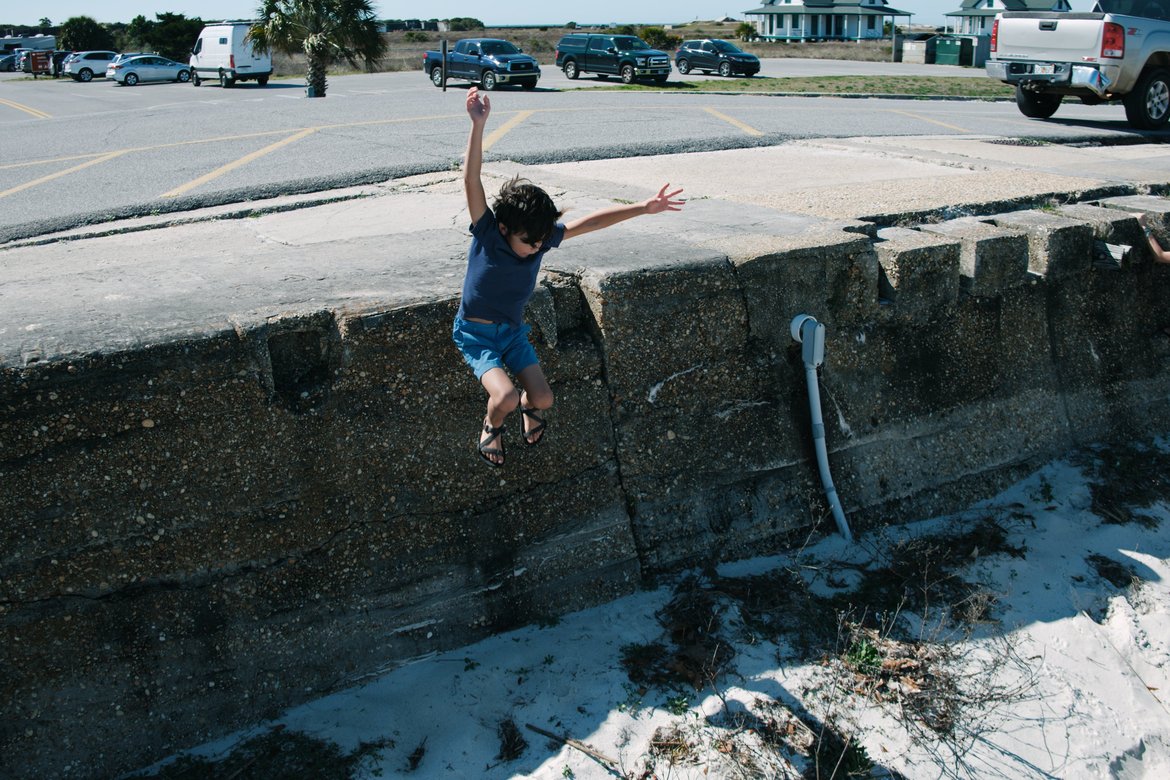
[996,12,1106,61]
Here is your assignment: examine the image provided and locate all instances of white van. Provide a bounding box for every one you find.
[189,21,272,87]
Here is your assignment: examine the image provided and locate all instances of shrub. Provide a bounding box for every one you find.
[640,26,681,50]
[447,17,485,32]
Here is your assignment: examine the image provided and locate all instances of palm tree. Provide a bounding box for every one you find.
[250,0,386,97]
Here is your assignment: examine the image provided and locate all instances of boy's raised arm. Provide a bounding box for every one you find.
[563,184,684,241]
[464,87,490,225]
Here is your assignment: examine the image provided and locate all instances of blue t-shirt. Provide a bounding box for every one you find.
[456,207,565,327]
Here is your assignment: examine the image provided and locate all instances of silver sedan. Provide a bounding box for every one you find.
[106,55,191,86]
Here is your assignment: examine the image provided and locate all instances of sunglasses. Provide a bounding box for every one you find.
[515,234,546,248]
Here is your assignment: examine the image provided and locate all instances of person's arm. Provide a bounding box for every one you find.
[464,87,490,226]
[1137,213,1170,264]
[563,184,685,241]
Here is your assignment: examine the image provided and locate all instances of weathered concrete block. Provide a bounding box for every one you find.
[1093,194,1170,265]
[1094,194,1170,226]
[874,227,962,319]
[722,230,879,354]
[919,218,1029,297]
[988,209,1094,278]
[1056,203,1149,267]
[568,234,817,571]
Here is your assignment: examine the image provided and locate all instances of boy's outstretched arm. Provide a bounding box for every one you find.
[464,87,490,225]
[563,184,685,241]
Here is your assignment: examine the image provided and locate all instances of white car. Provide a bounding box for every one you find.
[63,50,117,82]
[106,55,191,86]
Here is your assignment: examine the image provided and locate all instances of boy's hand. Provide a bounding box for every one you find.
[467,86,490,125]
[644,184,685,215]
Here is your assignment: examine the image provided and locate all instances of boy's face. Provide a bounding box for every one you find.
[500,224,544,259]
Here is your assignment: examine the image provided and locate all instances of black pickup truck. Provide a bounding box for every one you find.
[554,33,672,84]
[423,38,540,90]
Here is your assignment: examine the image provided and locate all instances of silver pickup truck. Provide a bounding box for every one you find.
[985,0,1170,129]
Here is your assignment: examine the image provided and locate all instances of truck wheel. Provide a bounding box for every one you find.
[191,71,201,86]
[521,79,537,90]
[430,66,444,87]
[620,64,635,84]
[1015,86,1062,119]
[481,70,497,91]
[220,71,235,88]
[563,60,579,79]
[677,58,690,75]
[258,76,269,86]
[1124,68,1170,130]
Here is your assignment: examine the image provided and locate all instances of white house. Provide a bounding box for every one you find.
[742,0,912,41]
[945,0,1072,36]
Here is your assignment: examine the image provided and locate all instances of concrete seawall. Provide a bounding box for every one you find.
[3,154,1170,776]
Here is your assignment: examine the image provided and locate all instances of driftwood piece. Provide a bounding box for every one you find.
[525,722,621,771]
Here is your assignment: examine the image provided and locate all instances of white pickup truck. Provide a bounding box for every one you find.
[985,0,1170,129]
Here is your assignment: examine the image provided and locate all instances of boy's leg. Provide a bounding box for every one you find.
[480,367,519,464]
[517,363,553,445]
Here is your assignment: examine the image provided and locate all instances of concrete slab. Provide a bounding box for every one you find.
[3,135,1170,369]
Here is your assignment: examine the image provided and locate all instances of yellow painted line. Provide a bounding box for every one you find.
[0,96,50,119]
[0,150,127,199]
[482,110,534,151]
[885,108,971,133]
[0,129,316,172]
[0,151,114,171]
[162,127,319,198]
[704,106,763,136]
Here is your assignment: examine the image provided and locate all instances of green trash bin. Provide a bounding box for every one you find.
[935,37,961,66]
[935,36,974,66]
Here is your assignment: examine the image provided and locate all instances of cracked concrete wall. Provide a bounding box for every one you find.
[3,195,1170,779]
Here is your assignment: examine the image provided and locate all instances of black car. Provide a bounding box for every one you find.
[675,39,760,77]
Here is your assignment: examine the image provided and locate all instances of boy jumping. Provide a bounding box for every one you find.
[453,87,685,467]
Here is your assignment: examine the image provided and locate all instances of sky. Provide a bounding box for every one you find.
[4,0,1084,32]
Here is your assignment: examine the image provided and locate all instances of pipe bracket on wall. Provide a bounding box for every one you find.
[791,314,853,543]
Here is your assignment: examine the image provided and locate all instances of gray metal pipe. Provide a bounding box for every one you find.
[790,315,853,543]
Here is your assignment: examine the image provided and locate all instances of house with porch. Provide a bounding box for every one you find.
[742,0,912,41]
[945,0,1072,36]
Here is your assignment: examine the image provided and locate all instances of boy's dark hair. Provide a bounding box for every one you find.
[493,176,563,246]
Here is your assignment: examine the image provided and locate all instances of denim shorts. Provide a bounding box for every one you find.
[451,317,539,380]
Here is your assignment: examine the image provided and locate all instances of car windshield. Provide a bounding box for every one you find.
[480,41,520,55]
[712,40,744,53]
[613,37,650,50]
